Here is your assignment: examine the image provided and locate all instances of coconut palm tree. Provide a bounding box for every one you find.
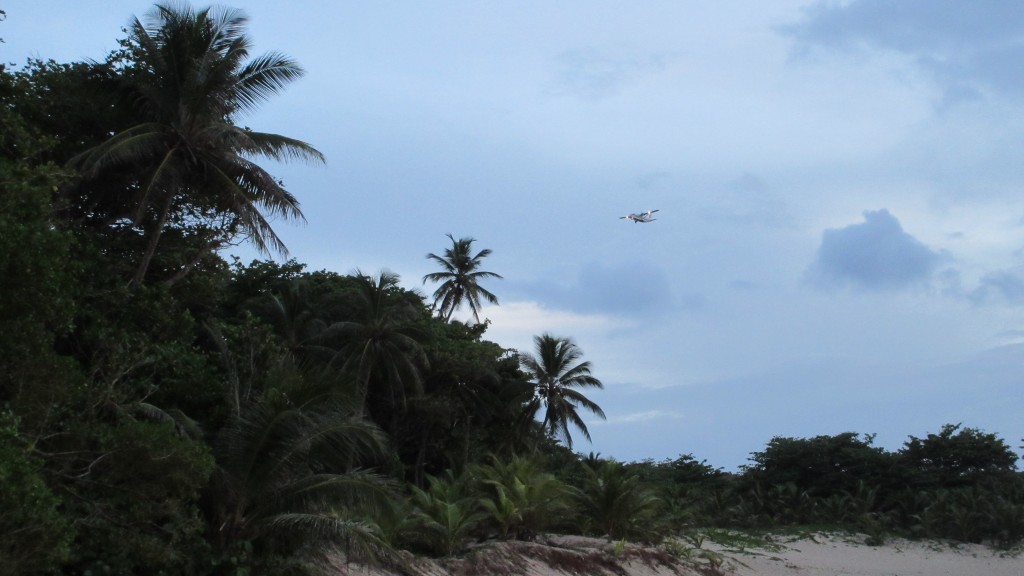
[407,470,485,556]
[422,234,502,323]
[72,3,324,285]
[330,270,429,433]
[519,334,606,450]
[476,454,577,540]
[208,363,395,569]
[577,460,662,541]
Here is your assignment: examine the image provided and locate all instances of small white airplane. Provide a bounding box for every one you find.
[620,209,659,223]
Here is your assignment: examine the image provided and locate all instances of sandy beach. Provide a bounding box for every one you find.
[335,531,1024,576]
[710,531,1024,576]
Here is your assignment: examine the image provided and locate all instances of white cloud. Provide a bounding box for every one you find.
[597,410,685,425]
[476,300,627,354]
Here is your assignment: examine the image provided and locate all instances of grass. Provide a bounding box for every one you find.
[688,527,787,553]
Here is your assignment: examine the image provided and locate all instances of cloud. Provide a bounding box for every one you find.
[807,209,947,291]
[514,260,681,316]
[548,47,669,100]
[698,173,795,229]
[597,410,684,425]
[968,269,1024,305]
[476,300,623,354]
[780,0,1024,102]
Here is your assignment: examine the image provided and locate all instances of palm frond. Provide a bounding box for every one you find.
[233,129,326,163]
[235,52,306,113]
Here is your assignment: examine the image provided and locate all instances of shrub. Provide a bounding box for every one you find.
[577,461,662,542]
[476,455,576,540]
[0,412,73,574]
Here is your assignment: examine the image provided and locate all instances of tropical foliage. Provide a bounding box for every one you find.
[3,3,1023,574]
[70,2,324,285]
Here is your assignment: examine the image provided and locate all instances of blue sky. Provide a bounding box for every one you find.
[6,1,1024,470]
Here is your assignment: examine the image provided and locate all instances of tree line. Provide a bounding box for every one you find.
[1,3,1021,574]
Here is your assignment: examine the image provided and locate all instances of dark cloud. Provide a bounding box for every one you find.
[807,209,946,291]
[933,267,1024,306]
[968,269,1024,305]
[780,0,1024,101]
[514,260,683,316]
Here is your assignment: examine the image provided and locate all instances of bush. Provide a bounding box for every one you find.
[577,461,662,542]
[0,412,73,574]
[898,423,1019,489]
[744,432,894,498]
[476,455,577,540]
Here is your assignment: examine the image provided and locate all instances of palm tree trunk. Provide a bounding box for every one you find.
[414,432,428,487]
[132,194,174,286]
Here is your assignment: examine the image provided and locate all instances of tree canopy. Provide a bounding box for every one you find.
[71,2,323,285]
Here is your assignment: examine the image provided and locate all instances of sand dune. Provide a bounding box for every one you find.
[334,531,1024,575]
[711,531,1024,576]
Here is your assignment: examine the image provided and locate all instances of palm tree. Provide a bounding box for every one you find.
[262,279,338,362]
[208,365,396,569]
[331,270,429,431]
[72,3,324,285]
[577,460,662,541]
[407,470,485,556]
[519,334,606,450]
[476,454,577,540]
[422,234,502,323]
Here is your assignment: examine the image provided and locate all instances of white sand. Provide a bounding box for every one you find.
[332,532,1024,575]
[708,532,1024,576]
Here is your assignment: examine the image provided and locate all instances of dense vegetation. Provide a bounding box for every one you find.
[2,3,1022,574]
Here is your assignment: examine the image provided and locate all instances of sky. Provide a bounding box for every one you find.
[6,1,1024,470]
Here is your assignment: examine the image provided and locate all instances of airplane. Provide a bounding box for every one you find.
[620,209,659,223]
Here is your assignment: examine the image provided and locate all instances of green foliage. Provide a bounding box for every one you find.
[423,234,502,323]
[744,432,894,498]
[476,455,577,540]
[7,5,1024,571]
[207,365,395,570]
[709,426,1024,545]
[407,471,486,556]
[66,280,225,428]
[1,57,127,167]
[520,333,606,450]
[626,454,732,528]
[404,320,534,479]
[577,460,663,542]
[71,2,324,285]
[899,423,1019,489]
[331,270,429,406]
[0,412,73,574]
[0,67,80,419]
[60,417,216,574]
